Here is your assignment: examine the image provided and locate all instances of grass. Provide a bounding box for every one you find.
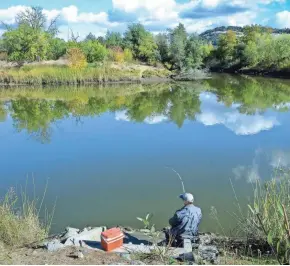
[0,64,172,85]
[0,184,55,248]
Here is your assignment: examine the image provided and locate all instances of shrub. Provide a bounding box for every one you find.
[0,188,52,247]
[67,48,87,69]
[81,40,107,63]
[124,48,133,62]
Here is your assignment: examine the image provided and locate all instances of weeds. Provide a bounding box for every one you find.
[0,183,55,247]
[136,213,155,232]
[247,174,290,264]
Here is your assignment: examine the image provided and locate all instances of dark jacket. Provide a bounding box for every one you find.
[169,204,202,239]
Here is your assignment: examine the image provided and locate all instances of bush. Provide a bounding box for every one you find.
[81,40,107,63]
[247,174,290,264]
[109,47,125,63]
[124,48,133,62]
[0,188,52,247]
[67,48,87,69]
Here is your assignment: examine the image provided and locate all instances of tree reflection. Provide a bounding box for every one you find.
[2,75,290,143]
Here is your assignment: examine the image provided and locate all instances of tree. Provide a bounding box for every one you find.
[15,6,58,36]
[169,23,187,70]
[47,37,66,60]
[81,40,107,63]
[216,30,237,66]
[185,34,206,69]
[155,33,170,64]
[124,23,157,63]
[84,33,96,42]
[105,31,124,48]
[2,24,49,63]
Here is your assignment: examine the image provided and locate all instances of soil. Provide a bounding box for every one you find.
[0,246,129,265]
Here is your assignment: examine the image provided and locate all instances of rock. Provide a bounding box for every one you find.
[45,239,65,252]
[139,229,150,234]
[64,227,105,247]
[131,260,144,265]
[60,227,80,241]
[199,234,212,245]
[120,253,131,261]
[77,251,84,259]
[198,245,219,264]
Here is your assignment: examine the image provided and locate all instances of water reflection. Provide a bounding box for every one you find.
[1,74,290,143]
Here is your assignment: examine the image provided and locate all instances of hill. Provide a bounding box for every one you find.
[199,26,290,45]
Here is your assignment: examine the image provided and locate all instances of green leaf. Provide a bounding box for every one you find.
[136,217,143,222]
[267,231,273,245]
[248,204,255,214]
[277,201,284,217]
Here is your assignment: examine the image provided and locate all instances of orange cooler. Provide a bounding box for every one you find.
[101,227,124,251]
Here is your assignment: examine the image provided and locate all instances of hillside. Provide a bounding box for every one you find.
[199,25,290,45]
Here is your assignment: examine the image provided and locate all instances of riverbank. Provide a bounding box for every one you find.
[0,225,277,265]
[212,66,290,79]
[0,63,172,85]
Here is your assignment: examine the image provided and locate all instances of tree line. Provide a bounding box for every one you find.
[1,6,290,72]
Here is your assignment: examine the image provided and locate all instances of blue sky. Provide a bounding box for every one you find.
[0,0,290,39]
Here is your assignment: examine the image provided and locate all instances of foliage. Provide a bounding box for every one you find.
[47,37,66,60]
[169,23,187,70]
[216,30,238,66]
[124,23,158,63]
[109,46,125,63]
[155,33,170,64]
[2,24,49,63]
[0,187,53,247]
[67,48,87,69]
[124,48,133,62]
[247,175,290,264]
[136,213,154,231]
[84,32,96,42]
[81,40,107,63]
[105,31,124,48]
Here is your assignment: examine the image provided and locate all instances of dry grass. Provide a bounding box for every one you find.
[0,187,54,248]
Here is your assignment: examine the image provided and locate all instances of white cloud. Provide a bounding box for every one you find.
[112,0,178,21]
[115,111,168,124]
[276,11,290,28]
[0,5,27,24]
[197,93,279,135]
[271,150,290,169]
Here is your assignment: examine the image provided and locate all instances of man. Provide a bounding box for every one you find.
[165,193,202,247]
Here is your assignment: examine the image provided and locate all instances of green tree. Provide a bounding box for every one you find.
[124,24,157,63]
[47,37,66,60]
[84,32,96,42]
[2,24,49,63]
[169,23,188,70]
[105,31,124,48]
[155,33,170,64]
[15,6,58,36]
[185,34,207,69]
[216,30,237,66]
[81,40,107,63]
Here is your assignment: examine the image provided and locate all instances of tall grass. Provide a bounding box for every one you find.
[0,65,144,85]
[246,174,290,264]
[0,185,55,247]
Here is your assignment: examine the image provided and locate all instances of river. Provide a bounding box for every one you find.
[0,74,290,234]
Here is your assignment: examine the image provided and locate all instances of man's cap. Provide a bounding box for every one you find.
[179,193,194,203]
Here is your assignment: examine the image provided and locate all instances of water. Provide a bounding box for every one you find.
[1,74,290,234]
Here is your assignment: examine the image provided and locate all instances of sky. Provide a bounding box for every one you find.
[0,0,290,40]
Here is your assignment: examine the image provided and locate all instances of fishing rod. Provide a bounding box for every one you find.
[165,166,186,193]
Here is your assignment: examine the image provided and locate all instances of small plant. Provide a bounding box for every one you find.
[67,48,87,69]
[136,213,155,231]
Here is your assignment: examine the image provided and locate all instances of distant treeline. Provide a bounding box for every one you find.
[1,6,290,73]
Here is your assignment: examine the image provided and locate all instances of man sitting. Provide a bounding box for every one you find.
[165,193,202,247]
